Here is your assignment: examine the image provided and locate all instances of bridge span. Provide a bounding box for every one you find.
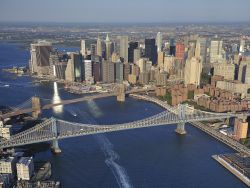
[0,97,249,154]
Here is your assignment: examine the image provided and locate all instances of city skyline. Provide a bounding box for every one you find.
[1,0,250,23]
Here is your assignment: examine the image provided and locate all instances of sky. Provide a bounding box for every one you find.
[0,0,250,23]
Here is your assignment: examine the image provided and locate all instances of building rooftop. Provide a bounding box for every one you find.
[17,157,33,166]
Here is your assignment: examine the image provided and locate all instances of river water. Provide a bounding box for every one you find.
[0,42,247,188]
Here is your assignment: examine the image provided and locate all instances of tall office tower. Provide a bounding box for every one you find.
[90,44,96,56]
[80,40,86,57]
[65,52,83,82]
[133,48,141,63]
[49,51,59,77]
[238,60,250,83]
[184,57,202,86]
[169,38,176,56]
[105,34,112,61]
[54,62,67,80]
[111,42,115,55]
[239,39,245,55]
[175,42,185,61]
[213,62,235,80]
[163,56,175,73]
[84,60,94,84]
[115,61,124,83]
[157,51,165,70]
[93,62,101,83]
[199,37,208,64]
[102,60,115,83]
[111,52,119,62]
[30,41,52,76]
[123,62,130,81]
[119,36,129,62]
[210,39,223,64]
[96,36,102,57]
[232,44,239,54]
[156,32,163,52]
[128,42,138,63]
[145,39,157,65]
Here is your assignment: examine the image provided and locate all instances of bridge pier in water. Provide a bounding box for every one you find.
[50,118,61,154]
[175,122,186,135]
[31,97,41,119]
[175,104,187,135]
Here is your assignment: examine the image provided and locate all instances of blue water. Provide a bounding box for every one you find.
[0,42,247,188]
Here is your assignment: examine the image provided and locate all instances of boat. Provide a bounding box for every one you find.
[4,84,10,87]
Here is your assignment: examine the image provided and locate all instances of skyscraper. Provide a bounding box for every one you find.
[184,57,202,86]
[93,62,101,83]
[115,61,124,83]
[156,32,162,52]
[84,60,93,84]
[123,62,130,81]
[90,44,96,56]
[145,39,157,65]
[128,42,138,63]
[175,42,185,61]
[80,40,86,57]
[119,36,129,62]
[65,52,83,82]
[239,39,245,55]
[105,34,112,61]
[102,60,114,83]
[169,38,176,56]
[133,48,141,63]
[30,41,52,76]
[96,36,102,57]
[210,39,223,64]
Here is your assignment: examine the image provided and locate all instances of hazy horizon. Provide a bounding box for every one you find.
[1,0,250,23]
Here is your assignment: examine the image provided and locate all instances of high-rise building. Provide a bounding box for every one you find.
[105,34,112,61]
[90,44,96,56]
[119,36,129,62]
[238,60,250,83]
[128,42,138,63]
[0,157,15,174]
[157,51,165,69]
[54,62,67,80]
[184,57,202,86]
[239,39,245,55]
[65,53,83,82]
[213,62,235,80]
[133,48,141,63]
[175,42,185,61]
[169,38,176,56]
[30,41,52,75]
[145,39,157,65]
[84,60,94,84]
[93,62,101,83]
[96,36,102,57]
[102,60,114,83]
[123,62,130,81]
[115,62,124,83]
[49,51,59,77]
[156,32,162,52]
[16,157,34,181]
[199,37,208,65]
[210,39,223,64]
[80,40,86,57]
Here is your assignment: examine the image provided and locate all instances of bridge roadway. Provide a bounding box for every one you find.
[0,87,155,119]
[1,95,248,150]
[130,94,250,156]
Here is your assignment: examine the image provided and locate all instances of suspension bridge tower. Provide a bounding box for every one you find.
[32,97,41,119]
[175,104,187,135]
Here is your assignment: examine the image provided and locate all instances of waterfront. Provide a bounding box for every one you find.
[0,42,248,187]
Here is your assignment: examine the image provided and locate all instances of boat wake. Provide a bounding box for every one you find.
[75,100,133,188]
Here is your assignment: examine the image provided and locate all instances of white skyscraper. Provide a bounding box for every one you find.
[184,57,202,86]
[84,60,94,84]
[239,39,245,55]
[119,36,128,62]
[105,34,111,61]
[210,39,223,64]
[96,36,102,57]
[80,40,86,56]
[156,32,162,52]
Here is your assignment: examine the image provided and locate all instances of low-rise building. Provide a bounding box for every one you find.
[0,157,16,174]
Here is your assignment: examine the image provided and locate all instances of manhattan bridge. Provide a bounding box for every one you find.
[0,89,249,154]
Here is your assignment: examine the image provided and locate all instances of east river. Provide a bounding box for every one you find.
[0,42,247,187]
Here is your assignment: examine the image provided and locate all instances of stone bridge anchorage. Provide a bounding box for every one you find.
[0,95,249,154]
